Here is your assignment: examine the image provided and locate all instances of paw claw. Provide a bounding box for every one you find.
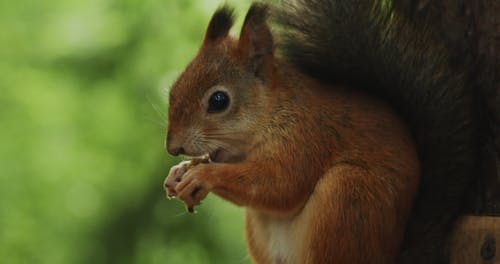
[191,186,201,198]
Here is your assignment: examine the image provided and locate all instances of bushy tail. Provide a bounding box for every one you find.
[273,0,482,262]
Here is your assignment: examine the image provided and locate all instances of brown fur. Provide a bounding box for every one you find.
[165,4,420,263]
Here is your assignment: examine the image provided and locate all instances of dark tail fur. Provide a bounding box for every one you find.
[273,0,483,263]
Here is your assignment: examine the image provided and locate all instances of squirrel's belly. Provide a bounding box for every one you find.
[267,219,294,264]
[246,210,297,264]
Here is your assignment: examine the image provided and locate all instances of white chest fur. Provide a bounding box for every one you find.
[266,217,294,264]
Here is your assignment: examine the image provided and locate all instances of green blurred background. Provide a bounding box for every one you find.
[0,0,252,263]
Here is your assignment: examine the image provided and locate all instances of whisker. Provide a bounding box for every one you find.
[204,133,233,144]
[204,131,242,137]
[206,136,248,148]
[208,139,241,156]
[146,95,168,120]
[173,210,189,217]
[143,116,168,129]
[187,127,250,157]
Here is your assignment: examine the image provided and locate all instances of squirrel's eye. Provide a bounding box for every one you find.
[207,91,230,113]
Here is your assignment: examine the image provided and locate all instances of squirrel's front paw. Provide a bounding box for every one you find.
[164,156,210,199]
[164,161,191,198]
[175,165,213,213]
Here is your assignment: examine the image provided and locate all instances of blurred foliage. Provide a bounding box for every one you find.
[0,0,252,263]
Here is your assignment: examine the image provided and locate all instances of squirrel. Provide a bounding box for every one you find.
[164,0,488,263]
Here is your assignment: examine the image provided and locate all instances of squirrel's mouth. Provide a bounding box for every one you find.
[208,148,246,163]
[209,148,223,163]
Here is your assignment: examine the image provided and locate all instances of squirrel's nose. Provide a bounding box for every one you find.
[166,134,185,156]
[168,146,185,156]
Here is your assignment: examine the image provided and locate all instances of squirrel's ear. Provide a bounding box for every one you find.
[204,6,235,44]
[238,3,274,79]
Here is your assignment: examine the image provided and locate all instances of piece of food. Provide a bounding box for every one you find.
[164,155,210,200]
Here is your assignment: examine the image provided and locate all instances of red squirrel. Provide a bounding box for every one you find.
[164,1,483,263]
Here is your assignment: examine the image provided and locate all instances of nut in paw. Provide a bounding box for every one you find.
[175,165,213,213]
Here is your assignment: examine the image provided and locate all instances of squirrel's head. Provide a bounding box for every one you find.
[166,4,275,163]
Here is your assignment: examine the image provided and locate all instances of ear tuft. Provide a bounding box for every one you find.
[205,5,235,42]
[239,3,273,57]
[238,3,273,79]
[242,3,269,29]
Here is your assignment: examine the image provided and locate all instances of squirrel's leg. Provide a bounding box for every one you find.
[174,161,416,263]
[174,159,318,215]
[295,164,414,264]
